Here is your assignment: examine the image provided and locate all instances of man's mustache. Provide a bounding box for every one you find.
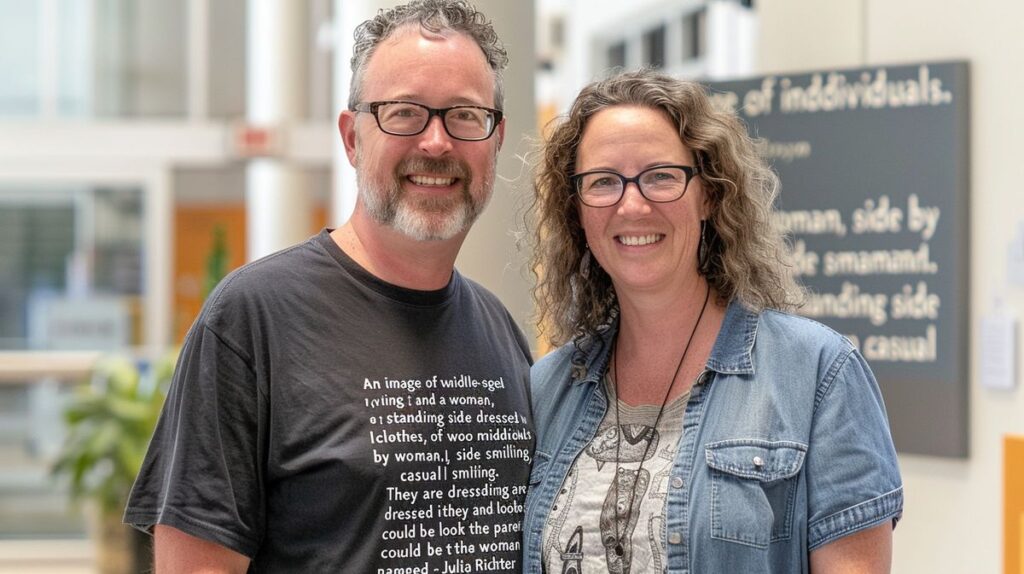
[397,157,470,180]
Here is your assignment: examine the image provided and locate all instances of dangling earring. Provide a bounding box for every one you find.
[698,219,713,275]
[579,245,592,279]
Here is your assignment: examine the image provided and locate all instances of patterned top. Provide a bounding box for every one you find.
[542,376,689,574]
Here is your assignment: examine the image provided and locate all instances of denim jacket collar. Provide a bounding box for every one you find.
[569,299,758,386]
[705,299,758,375]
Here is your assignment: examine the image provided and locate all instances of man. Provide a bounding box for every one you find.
[124,2,534,572]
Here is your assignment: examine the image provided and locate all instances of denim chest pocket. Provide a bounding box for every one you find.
[705,439,807,549]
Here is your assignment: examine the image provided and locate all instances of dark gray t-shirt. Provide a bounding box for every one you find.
[125,229,535,573]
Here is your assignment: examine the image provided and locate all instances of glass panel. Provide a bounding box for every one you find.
[0,188,145,351]
[0,0,191,118]
[682,9,706,61]
[643,24,666,68]
[0,382,86,538]
[607,41,627,70]
[208,0,248,119]
[0,0,40,117]
[0,202,75,349]
[92,189,144,297]
[56,0,93,117]
[0,186,145,538]
[94,0,187,118]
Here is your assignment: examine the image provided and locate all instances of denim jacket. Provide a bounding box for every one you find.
[523,301,903,573]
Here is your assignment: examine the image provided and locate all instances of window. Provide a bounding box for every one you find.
[0,204,75,349]
[643,25,666,68]
[682,9,706,61]
[607,41,627,70]
[550,17,565,51]
[0,186,144,538]
[0,0,40,116]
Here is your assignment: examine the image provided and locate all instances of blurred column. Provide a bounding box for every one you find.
[187,0,209,119]
[331,0,385,226]
[246,0,311,261]
[706,0,758,78]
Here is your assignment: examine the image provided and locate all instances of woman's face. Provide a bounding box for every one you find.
[575,105,707,298]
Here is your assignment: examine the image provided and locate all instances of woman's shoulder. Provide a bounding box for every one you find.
[756,307,856,354]
[742,307,864,383]
[531,343,576,386]
[532,325,615,385]
[529,340,607,436]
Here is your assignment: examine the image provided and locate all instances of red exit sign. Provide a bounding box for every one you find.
[232,123,285,158]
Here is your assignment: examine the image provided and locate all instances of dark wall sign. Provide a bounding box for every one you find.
[708,62,970,457]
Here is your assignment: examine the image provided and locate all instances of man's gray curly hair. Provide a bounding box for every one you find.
[348,0,508,110]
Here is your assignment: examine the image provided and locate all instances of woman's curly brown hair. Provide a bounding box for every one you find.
[531,69,803,347]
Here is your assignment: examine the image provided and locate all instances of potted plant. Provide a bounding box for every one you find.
[52,224,228,573]
[52,352,176,574]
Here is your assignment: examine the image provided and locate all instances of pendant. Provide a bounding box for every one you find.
[615,543,624,557]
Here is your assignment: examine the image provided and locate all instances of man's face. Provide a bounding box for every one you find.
[341,27,504,241]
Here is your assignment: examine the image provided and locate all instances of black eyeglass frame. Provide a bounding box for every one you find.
[571,164,700,208]
[351,100,504,142]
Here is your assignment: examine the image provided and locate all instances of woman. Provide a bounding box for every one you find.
[523,69,902,573]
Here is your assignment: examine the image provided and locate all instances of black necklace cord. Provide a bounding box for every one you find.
[611,281,712,559]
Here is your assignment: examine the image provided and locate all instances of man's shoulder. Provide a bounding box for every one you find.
[203,237,327,316]
[454,272,514,315]
[453,272,533,361]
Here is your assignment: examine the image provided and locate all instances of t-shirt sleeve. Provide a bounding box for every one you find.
[805,348,903,550]
[124,318,264,558]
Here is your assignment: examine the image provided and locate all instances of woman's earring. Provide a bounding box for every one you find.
[579,245,592,279]
[698,220,712,275]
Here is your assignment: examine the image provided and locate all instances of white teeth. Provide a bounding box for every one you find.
[409,175,455,186]
[618,234,662,246]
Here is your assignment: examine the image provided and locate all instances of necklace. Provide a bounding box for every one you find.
[610,282,711,559]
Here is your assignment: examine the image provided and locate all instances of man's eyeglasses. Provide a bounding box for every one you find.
[352,101,503,142]
[571,165,700,208]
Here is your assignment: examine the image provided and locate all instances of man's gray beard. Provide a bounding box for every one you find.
[357,155,492,241]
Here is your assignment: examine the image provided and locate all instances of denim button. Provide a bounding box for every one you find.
[668,532,682,544]
[671,476,684,489]
[753,456,764,467]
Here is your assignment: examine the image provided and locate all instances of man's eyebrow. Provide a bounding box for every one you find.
[448,97,490,107]
[382,95,490,107]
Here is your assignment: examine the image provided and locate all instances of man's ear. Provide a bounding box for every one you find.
[339,110,358,166]
[495,118,506,152]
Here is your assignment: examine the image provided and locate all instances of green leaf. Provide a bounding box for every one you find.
[52,350,175,509]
